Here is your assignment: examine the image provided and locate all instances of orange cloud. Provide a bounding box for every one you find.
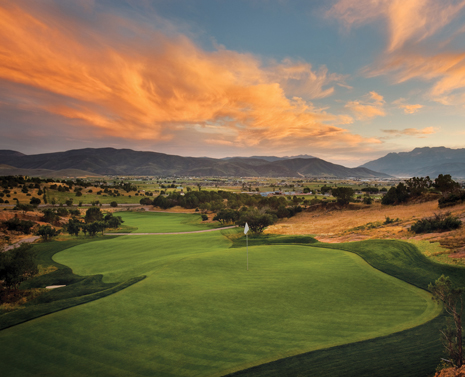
[392,99,423,114]
[382,127,436,137]
[327,0,465,52]
[0,1,378,152]
[345,91,386,120]
[368,52,465,102]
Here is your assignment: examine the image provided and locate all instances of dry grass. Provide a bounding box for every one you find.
[265,201,465,255]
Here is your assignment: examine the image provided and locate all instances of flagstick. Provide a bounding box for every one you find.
[246,233,248,271]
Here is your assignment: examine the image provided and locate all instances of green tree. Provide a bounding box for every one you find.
[104,213,124,228]
[429,276,464,367]
[331,187,354,205]
[29,197,41,206]
[0,244,38,292]
[85,207,103,223]
[65,219,82,236]
[434,174,460,194]
[236,209,277,234]
[36,225,60,241]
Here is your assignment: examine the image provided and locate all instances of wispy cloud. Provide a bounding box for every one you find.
[328,0,465,106]
[381,127,436,137]
[345,91,386,120]
[327,0,465,52]
[0,1,378,153]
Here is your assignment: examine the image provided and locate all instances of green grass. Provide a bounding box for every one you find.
[225,237,465,377]
[0,238,144,330]
[112,211,221,233]
[0,233,441,377]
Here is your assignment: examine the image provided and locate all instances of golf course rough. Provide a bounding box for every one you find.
[0,213,441,377]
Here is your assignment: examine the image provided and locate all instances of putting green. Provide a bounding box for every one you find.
[0,233,440,377]
[113,211,218,233]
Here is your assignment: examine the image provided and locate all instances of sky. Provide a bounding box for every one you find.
[1,0,465,167]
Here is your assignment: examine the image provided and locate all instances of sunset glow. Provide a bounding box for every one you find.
[1,0,465,166]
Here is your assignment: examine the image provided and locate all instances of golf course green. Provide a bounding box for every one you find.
[0,213,442,377]
[112,211,219,233]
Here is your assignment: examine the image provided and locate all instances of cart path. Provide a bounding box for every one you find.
[3,236,40,252]
[104,225,237,235]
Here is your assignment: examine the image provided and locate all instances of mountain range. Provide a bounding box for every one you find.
[0,148,389,178]
[360,147,465,178]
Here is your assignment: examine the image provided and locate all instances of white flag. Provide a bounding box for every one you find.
[244,222,249,235]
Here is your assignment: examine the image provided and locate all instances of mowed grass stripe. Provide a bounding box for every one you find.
[0,237,440,377]
[112,211,218,233]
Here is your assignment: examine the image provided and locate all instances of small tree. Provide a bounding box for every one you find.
[236,209,277,234]
[429,275,464,367]
[0,244,38,293]
[331,187,354,205]
[85,207,103,223]
[36,225,60,241]
[110,201,118,207]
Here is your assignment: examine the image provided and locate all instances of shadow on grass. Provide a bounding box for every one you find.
[0,237,145,331]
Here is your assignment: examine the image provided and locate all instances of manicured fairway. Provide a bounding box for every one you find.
[0,233,440,377]
[113,211,219,233]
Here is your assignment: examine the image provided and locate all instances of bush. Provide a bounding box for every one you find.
[438,190,465,208]
[201,214,208,221]
[110,201,118,207]
[4,218,35,234]
[411,212,462,234]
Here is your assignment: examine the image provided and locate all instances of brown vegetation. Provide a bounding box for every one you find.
[265,201,465,259]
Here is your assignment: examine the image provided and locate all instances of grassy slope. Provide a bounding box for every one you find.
[0,231,440,377]
[227,237,465,377]
[0,238,144,330]
[112,211,219,233]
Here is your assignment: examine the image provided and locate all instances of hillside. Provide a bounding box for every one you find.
[361,146,465,177]
[0,148,390,178]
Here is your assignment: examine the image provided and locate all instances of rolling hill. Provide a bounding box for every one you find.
[0,148,390,178]
[360,147,465,177]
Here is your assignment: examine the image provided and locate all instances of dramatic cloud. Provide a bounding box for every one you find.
[345,91,386,120]
[368,52,465,101]
[0,1,377,153]
[382,127,436,137]
[327,0,465,52]
[392,99,423,114]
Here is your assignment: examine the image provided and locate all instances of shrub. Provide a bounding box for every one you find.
[438,190,465,208]
[201,214,208,221]
[110,201,118,207]
[411,212,462,234]
[4,218,35,234]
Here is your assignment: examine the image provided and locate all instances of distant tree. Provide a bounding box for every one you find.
[331,187,354,205]
[65,219,82,236]
[85,207,103,223]
[104,213,124,228]
[0,244,38,292]
[36,225,60,241]
[29,197,41,206]
[236,209,277,234]
[213,209,238,224]
[5,218,35,234]
[14,203,34,215]
[434,174,460,194]
[303,187,311,194]
[429,276,464,367]
[110,201,118,207]
[139,197,152,205]
[65,198,73,207]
